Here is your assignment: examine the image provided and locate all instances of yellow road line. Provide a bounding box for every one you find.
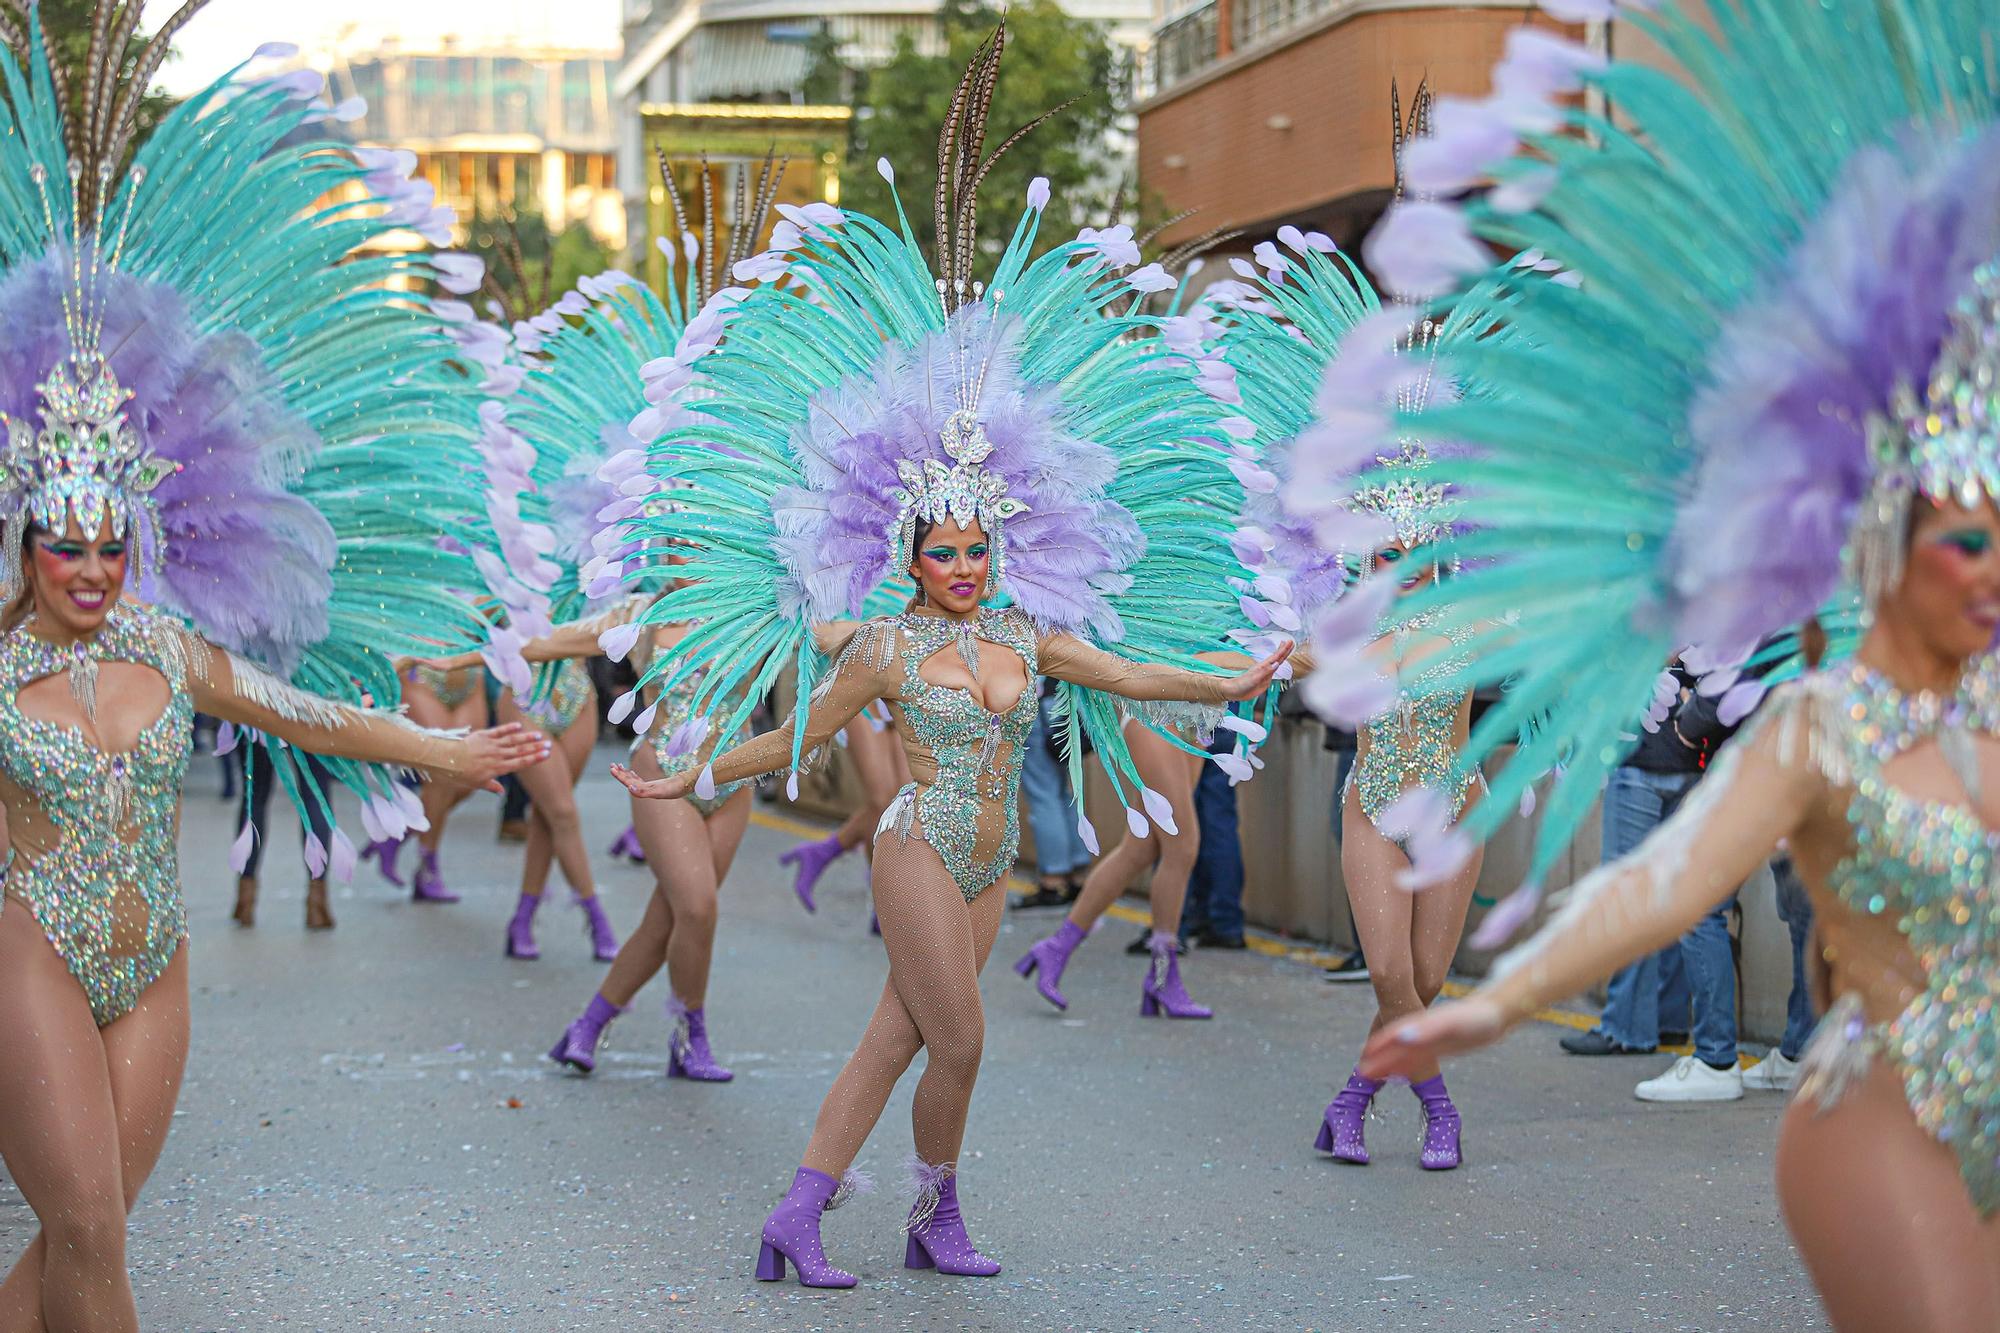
[748,807,1708,1054]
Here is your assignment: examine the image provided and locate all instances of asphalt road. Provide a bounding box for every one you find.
[0,747,1824,1331]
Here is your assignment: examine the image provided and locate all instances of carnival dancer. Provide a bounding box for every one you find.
[0,22,546,1331]
[778,710,910,915]
[1293,2,2000,1325]
[601,25,1278,1287]
[380,650,490,902]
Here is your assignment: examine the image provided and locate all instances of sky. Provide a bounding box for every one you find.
[151,0,624,94]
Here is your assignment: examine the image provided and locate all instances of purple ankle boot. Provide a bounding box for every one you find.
[1413,1075,1463,1170]
[1140,932,1213,1019]
[903,1159,1000,1276]
[548,993,624,1074]
[1315,1070,1382,1164]
[411,848,460,903]
[504,893,540,959]
[756,1166,867,1288]
[1013,919,1086,1011]
[608,825,646,863]
[778,833,845,913]
[581,896,619,962]
[363,835,407,888]
[665,997,733,1081]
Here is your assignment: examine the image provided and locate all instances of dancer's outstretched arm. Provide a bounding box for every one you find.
[178,628,548,790]
[1359,697,1823,1079]
[421,593,659,670]
[613,620,893,801]
[1038,633,1291,703]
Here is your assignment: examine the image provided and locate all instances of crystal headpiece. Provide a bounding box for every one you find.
[1350,312,1455,556]
[1851,257,2000,610]
[0,160,173,596]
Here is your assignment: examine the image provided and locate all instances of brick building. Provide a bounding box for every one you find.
[1137,1,1569,258]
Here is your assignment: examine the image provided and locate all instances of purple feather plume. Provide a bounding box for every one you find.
[1672,125,2000,649]
[0,253,333,669]
[775,307,1138,635]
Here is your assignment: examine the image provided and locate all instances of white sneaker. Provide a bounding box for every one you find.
[1635,1055,1744,1103]
[1742,1050,1800,1092]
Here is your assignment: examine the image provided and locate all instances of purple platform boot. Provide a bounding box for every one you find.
[504,892,540,959]
[1314,1070,1382,1164]
[362,835,407,888]
[778,833,846,913]
[1413,1074,1463,1170]
[580,896,619,962]
[665,997,733,1081]
[903,1159,1000,1276]
[1013,919,1086,1011]
[756,1166,867,1288]
[608,825,646,864]
[1140,932,1213,1019]
[410,848,461,904]
[548,993,624,1074]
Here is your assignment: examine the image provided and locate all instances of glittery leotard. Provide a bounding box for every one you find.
[522,657,594,735]
[697,608,1235,903]
[0,609,191,1025]
[0,604,474,1027]
[1797,660,2000,1213]
[1351,618,1478,825]
[409,662,481,711]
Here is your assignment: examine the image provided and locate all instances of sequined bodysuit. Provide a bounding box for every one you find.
[1489,656,2000,1215]
[1351,617,1478,825]
[409,662,481,711]
[522,657,595,735]
[0,604,475,1026]
[699,607,1236,902]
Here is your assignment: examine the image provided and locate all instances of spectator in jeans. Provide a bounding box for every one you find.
[1012,682,1091,910]
[1321,724,1368,981]
[1179,734,1246,948]
[1560,664,1746,1102]
[1744,851,1817,1091]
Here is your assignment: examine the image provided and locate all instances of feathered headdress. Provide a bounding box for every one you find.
[597,21,1254,832]
[1290,0,1998,930]
[0,13,507,872]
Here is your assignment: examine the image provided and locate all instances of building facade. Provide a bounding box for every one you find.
[326,40,625,248]
[1137,1,1568,255]
[613,0,1156,251]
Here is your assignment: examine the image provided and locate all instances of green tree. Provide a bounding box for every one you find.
[6,1,183,168]
[843,0,1128,270]
[467,205,618,322]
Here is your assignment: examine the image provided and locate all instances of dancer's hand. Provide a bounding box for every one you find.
[611,762,692,801]
[458,723,550,792]
[1222,641,1294,701]
[1358,996,1509,1081]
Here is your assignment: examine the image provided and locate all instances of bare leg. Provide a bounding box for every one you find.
[501,698,600,902]
[801,836,1005,1175]
[1341,783,1437,1079]
[1064,726,1202,935]
[414,695,485,854]
[1777,1062,2000,1331]
[841,721,906,861]
[0,913,188,1333]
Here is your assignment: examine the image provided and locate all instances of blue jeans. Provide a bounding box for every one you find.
[1181,744,1245,939]
[1021,698,1089,877]
[1596,768,1739,1065]
[1771,854,1819,1060]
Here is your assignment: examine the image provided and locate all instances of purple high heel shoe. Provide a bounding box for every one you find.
[410,848,460,903]
[581,896,619,962]
[1013,919,1085,1011]
[1315,1069,1382,1164]
[504,892,540,959]
[903,1159,1000,1276]
[548,993,624,1074]
[778,833,845,913]
[608,825,646,864]
[1413,1075,1463,1170]
[1140,932,1212,1019]
[665,998,733,1081]
[756,1166,867,1288]
[362,835,407,888]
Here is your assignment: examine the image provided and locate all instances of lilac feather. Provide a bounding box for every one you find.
[0,254,333,669]
[1672,126,2000,650]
